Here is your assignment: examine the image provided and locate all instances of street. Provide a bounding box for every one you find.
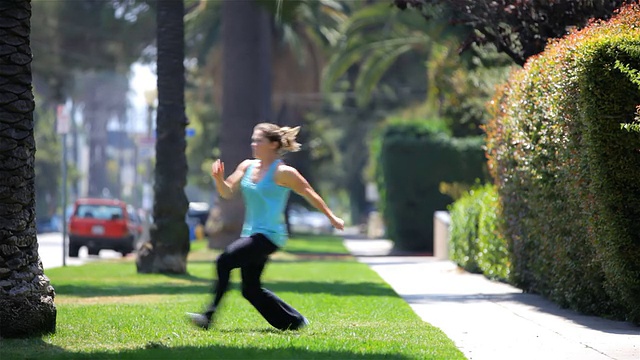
[37,232,123,270]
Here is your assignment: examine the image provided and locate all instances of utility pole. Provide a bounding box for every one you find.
[57,105,70,266]
[143,89,156,212]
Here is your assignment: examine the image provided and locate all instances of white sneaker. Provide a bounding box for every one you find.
[186,312,211,330]
[296,316,310,330]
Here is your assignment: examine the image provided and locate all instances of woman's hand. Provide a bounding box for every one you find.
[330,215,345,231]
[211,159,225,183]
[211,159,252,199]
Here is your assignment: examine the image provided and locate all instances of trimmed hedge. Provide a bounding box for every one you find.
[373,120,487,252]
[485,5,640,323]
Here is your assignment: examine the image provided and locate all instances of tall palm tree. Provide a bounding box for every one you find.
[205,0,354,245]
[208,0,272,248]
[72,71,129,197]
[269,1,350,227]
[0,0,57,338]
[136,0,189,274]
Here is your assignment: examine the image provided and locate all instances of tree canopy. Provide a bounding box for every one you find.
[393,0,633,66]
[31,0,155,102]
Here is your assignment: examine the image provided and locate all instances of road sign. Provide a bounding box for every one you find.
[56,105,70,134]
[137,136,156,160]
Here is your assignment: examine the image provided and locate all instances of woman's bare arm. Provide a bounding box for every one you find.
[212,159,253,199]
[276,165,344,230]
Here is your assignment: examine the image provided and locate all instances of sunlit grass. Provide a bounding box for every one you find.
[2,236,465,360]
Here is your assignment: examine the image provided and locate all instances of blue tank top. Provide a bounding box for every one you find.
[240,159,291,247]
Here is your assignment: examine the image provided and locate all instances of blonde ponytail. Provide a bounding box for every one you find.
[278,126,301,153]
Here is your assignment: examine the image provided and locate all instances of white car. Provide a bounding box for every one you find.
[288,205,333,234]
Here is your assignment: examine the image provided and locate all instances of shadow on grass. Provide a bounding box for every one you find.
[2,340,412,360]
[163,272,211,283]
[53,280,397,298]
[187,256,355,265]
[276,251,353,261]
[125,345,411,360]
[1,338,67,359]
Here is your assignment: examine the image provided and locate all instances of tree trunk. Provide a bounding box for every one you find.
[209,0,272,249]
[344,119,369,226]
[77,71,129,198]
[136,0,189,274]
[0,0,57,338]
[87,108,109,197]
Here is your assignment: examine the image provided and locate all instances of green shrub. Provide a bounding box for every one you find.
[475,185,509,280]
[448,186,481,273]
[449,184,509,280]
[485,4,640,323]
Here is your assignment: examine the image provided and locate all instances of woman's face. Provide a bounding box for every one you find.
[251,130,277,159]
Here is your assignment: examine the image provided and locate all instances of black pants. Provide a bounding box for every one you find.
[205,233,305,330]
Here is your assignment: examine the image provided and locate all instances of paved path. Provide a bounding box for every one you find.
[38,232,122,270]
[344,238,640,360]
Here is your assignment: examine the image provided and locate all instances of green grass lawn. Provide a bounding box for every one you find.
[3,236,465,360]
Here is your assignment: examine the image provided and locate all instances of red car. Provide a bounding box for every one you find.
[67,198,142,257]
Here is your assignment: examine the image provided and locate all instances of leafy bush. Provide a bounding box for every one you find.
[449,184,509,280]
[475,185,509,280]
[484,4,640,323]
[448,186,481,273]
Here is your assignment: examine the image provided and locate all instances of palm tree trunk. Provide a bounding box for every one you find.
[209,0,272,249]
[0,0,57,338]
[136,0,189,274]
[87,108,109,197]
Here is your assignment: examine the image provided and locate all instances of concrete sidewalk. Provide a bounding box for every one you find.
[344,238,640,360]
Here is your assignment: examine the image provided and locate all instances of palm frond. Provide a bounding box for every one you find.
[323,34,429,94]
[321,35,369,94]
[343,3,396,37]
[355,44,415,107]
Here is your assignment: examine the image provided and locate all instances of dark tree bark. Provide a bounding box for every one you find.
[0,0,57,338]
[208,0,272,249]
[136,0,189,274]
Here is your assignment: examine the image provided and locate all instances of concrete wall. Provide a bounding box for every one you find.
[433,211,451,260]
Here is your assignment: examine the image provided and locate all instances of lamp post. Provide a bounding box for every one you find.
[142,89,157,212]
[56,105,70,266]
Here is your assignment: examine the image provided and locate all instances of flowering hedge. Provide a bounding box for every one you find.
[485,4,640,323]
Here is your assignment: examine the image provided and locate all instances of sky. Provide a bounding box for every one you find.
[126,62,157,134]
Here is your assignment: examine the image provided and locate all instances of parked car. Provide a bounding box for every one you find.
[36,215,62,233]
[67,198,142,257]
[187,202,210,240]
[187,202,210,227]
[288,204,334,234]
